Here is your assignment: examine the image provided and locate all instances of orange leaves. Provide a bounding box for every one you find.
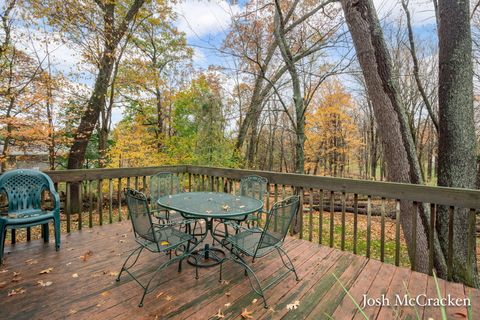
[39,267,53,274]
[80,250,93,262]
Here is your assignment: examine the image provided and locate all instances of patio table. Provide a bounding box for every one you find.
[157,191,263,267]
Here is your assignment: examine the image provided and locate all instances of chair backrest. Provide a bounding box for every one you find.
[256,195,300,252]
[124,188,156,243]
[239,175,268,201]
[0,169,55,212]
[149,172,182,211]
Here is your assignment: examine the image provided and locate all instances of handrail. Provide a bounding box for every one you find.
[43,165,480,208]
[185,166,480,208]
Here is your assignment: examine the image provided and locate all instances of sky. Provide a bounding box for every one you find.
[6,0,439,124]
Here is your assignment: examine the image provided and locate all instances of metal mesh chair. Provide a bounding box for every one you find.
[149,172,184,223]
[116,188,198,307]
[150,172,201,237]
[220,195,300,308]
[0,169,61,264]
[218,175,267,237]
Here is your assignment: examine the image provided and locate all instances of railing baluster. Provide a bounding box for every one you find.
[353,193,358,254]
[380,197,385,262]
[341,192,346,251]
[411,201,418,271]
[366,195,371,258]
[108,178,113,224]
[467,208,476,282]
[329,191,334,248]
[66,182,71,233]
[142,176,147,192]
[26,227,31,242]
[88,180,93,228]
[134,176,139,190]
[428,203,436,274]
[308,188,313,242]
[118,178,122,222]
[274,184,278,232]
[395,199,401,266]
[447,205,454,280]
[126,177,131,220]
[98,179,103,226]
[188,173,192,192]
[319,189,323,245]
[78,181,82,230]
[299,187,304,239]
[11,229,15,244]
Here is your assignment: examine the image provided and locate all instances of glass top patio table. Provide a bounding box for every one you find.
[156,192,263,219]
[157,192,263,268]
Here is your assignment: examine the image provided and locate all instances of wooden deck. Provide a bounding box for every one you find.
[0,222,478,320]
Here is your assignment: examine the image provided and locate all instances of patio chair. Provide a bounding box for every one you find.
[0,169,61,264]
[149,172,201,236]
[218,175,267,237]
[116,188,198,307]
[219,195,300,308]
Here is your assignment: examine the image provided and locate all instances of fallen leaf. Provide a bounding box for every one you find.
[160,241,169,246]
[68,309,77,315]
[80,250,93,261]
[286,300,300,310]
[39,267,53,274]
[241,308,254,319]
[66,262,72,266]
[119,240,125,244]
[37,280,53,287]
[25,259,38,265]
[452,313,467,319]
[213,309,225,319]
[156,292,164,299]
[165,295,173,301]
[101,291,110,297]
[224,303,231,307]
[268,307,275,313]
[67,248,75,251]
[225,292,231,297]
[11,277,22,282]
[239,205,245,208]
[72,273,79,278]
[13,272,20,277]
[109,272,118,277]
[221,280,230,285]
[8,288,25,296]
[0,281,7,288]
[121,234,127,238]
[0,269,8,273]
[251,298,258,304]
[222,205,230,211]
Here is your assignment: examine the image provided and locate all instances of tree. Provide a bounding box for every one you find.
[340,0,447,275]
[436,0,479,287]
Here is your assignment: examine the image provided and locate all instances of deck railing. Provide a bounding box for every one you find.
[4,165,480,282]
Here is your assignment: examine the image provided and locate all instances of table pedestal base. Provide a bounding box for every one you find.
[187,244,226,268]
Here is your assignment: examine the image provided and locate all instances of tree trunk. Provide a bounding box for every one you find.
[341,0,447,275]
[437,0,479,287]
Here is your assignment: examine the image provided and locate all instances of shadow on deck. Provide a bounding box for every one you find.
[0,222,478,320]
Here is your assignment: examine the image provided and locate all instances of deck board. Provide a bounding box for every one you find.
[0,222,478,320]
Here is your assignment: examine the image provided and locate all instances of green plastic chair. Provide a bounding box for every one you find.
[220,195,300,308]
[0,169,61,264]
[116,188,198,307]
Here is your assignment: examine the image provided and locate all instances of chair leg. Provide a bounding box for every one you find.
[42,223,49,243]
[226,252,268,308]
[0,224,6,265]
[277,247,300,281]
[116,246,144,282]
[54,217,61,250]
